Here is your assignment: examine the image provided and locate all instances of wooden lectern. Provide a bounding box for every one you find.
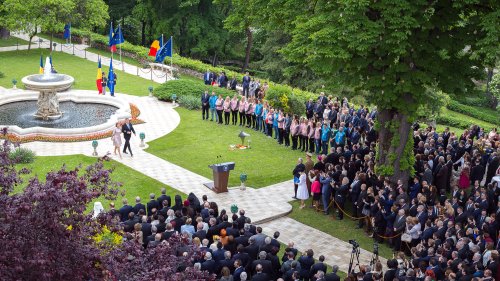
[204,162,235,193]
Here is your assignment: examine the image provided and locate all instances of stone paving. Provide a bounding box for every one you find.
[0,40,386,272]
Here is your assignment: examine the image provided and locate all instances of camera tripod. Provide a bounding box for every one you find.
[348,245,361,274]
[370,241,380,266]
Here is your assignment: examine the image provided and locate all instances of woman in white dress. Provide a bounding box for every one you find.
[111,122,122,159]
[296,171,309,209]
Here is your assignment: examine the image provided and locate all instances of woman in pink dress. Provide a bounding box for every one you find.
[459,164,471,189]
[111,122,122,159]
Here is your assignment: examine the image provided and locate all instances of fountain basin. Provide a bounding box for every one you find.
[0,91,131,139]
[22,74,74,92]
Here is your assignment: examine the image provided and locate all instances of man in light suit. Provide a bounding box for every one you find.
[203,69,211,85]
[122,118,136,157]
[393,209,406,251]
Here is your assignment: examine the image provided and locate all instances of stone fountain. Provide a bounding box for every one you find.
[21,57,74,120]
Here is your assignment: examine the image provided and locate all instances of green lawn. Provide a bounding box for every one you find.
[0,36,29,47]
[0,50,158,95]
[146,107,306,188]
[288,199,393,260]
[16,155,185,209]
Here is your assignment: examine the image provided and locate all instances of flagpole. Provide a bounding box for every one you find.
[170,36,173,68]
[161,34,165,81]
[69,22,72,45]
[119,25,123,71]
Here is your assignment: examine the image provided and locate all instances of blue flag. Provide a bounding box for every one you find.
[113,26,125,44]
[107,58,115,96]
[63,24,71,39]
[155,36,172,63]
[108,22,115,47]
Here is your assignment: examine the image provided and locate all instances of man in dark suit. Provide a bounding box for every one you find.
[201,252,216,274]
[121,118,136,156]
[251,251,273,276]
[193,222,207,241]
[324,265,341,281]
[146,193,160,216]
[445,155,453,192]
[157,187,170,207]
[335,177,350,220]
[310,255,327,279]
[133,196,146,215]
[486,153,499,185]
[233,259,245,281]
[119,198,133,222]
[470,159,485,185]
[252,264,270,281]
[242,72,251,97]
[201,90,210,120]
[318,92,328,105]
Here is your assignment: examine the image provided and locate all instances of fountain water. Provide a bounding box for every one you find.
[21,57,74,120]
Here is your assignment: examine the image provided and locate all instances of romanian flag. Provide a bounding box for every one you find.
[96,58,103,94]
[39,55,44,74]
[148,36,163,57]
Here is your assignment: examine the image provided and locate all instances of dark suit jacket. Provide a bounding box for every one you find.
[251,259,273,275]
[310,262,327,278]
[201,92,210,105]
[157,194,170,207]
[245,244,260,261]
[251,272,270,281]
[193,230,207,241]
[201,259,216,274]
[133,203,146,215]
[325,272,341,281]
[147,200,160,216]
[121,122,136,140]
[119,204,133,222]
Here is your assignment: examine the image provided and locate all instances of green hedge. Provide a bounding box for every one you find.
[436,114,495,131]
[153,79,236,102]
[446,100,499,125]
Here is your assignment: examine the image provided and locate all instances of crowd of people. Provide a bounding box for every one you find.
[94,190,349,281]
[287,93,500,280]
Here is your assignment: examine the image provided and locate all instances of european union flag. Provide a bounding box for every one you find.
[107,58,115,96]
[155,36,172,63]
[63,24,71,39]
[113,26,125,44]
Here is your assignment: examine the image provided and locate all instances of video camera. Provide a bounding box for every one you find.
[349,239,359,248]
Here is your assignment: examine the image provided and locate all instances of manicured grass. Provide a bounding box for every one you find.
[16,155,185,208]
[146,107,306,188]
[0,50,158,95]
[0,36,29,47]
[288,199,393,260]
[441,108,497,130]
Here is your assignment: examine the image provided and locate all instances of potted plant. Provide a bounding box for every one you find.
[139,132,145,147]
[12,79,17,89]
[239,173,247,191]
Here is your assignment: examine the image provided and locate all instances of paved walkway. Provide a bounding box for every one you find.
[2,33,172,83]
[0,39,385,271]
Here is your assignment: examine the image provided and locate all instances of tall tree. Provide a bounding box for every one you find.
[149,0,230,60]
[266,0,499,184]
[219,0,259,71]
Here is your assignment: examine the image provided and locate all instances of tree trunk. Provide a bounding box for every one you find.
[376,108,413,187]
[0,27,9,39]
[242,27,253,72]
[141,20,146,46]
[485,68,498,109]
